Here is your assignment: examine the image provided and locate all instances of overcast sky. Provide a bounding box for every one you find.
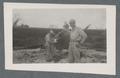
[13,8,106,29]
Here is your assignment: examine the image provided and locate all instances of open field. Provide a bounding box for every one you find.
[13,27,106,51]
[13,27,106,63]
[13,48,106,63]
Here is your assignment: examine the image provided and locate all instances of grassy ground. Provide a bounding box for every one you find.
[13,48,106,63]
[13,27,106,63]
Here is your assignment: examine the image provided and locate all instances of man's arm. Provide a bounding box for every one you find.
[80,30,87,44]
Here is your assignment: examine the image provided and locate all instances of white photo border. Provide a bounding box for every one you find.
[4,2,116,75]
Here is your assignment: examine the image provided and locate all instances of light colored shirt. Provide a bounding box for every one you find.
[45,33,50,42]
[45,33,55,44]
[70,27,87,43]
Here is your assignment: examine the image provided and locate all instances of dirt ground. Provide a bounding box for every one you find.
[13,48,106,63]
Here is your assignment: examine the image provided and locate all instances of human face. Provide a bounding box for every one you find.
[69,22,75,28]
[69,19,76,28]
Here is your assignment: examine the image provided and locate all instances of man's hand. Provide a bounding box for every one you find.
[54,39,57,43]
[76,41,84,47]
[76,42,81,48]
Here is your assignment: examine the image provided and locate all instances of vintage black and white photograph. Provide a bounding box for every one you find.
[4,3,116,75]
[13,8,107,63]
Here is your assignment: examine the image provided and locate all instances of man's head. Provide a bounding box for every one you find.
[69,19,76,28]
[63,22,69,30]
[49,30,55,37]
[50,30,54,34]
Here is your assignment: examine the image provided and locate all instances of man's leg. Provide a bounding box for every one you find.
[49,45,53,59]
[73,42,81,63]
[46,44,53,62]
[51,44,55,59]
[68,43,74,63]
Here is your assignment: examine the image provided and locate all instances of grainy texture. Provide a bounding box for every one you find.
[0,0,118,78]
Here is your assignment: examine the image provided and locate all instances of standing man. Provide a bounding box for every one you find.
[45,30,56,62]
[68,19,87,63]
